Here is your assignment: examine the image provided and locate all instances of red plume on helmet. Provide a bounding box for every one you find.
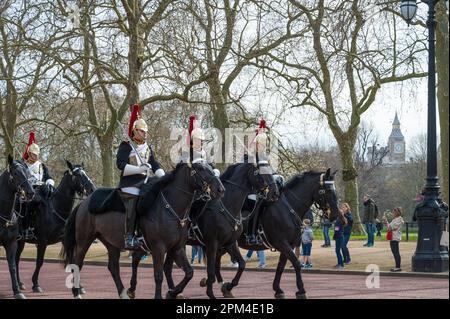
[257,119,266,135]
[128,104,141,138]
[187,115,196,145]
[23,132,36,160]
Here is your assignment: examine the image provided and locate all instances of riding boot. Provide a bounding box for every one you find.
[124,195,141,250]
[247,212,259,245]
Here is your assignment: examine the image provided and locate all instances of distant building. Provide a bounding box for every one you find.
[387,112,406,164]
[367,112,406,165]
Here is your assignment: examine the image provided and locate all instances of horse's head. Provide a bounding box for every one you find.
[7,154,35,201]
[190,162,225,200]
[247,161,279,202]
[313,168,339,222]
[66,160,96,196]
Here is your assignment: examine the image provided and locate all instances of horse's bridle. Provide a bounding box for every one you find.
[190,163,217,201]
[284,173,335,219]
[8,162,34,202]
[69,167,94,197]
[251,163,276,201]
[314,174,335,217]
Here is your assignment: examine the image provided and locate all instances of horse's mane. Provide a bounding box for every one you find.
[220,163,246,182]
[285,170,322,189]
[147,162,182,194]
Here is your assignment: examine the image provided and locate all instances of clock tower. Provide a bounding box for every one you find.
[388,112,406,163]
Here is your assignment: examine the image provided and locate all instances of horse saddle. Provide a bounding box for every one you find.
[88,188,126,215]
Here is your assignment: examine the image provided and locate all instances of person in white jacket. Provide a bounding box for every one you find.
[383,207,405,272]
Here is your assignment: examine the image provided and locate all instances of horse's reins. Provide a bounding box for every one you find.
[160,191,193,228]
[0,192,26,227]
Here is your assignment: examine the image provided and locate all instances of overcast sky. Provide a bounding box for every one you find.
[270,76,435,158]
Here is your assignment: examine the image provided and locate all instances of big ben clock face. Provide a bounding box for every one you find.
[394,143,403,153]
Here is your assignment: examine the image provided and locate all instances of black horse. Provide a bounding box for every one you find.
[127,161,280,299]
[202,169,339,299]
[61,161,224,299]
[15,160,95,293]
[227,168,340,299]
[0,155,35,299]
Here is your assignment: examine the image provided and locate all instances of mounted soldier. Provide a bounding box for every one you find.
[183,115,220,177]
[116,104,166,250]
[245,119,284,245]
[20,132,55,239]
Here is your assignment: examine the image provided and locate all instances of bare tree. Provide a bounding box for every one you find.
[254,0,428,232]
[0,1,58,161]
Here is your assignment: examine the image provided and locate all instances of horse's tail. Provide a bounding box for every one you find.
[60,203,80,267]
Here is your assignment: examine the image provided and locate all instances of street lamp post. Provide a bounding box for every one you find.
[400,0,449,272]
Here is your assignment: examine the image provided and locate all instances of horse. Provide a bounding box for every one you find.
[127,161,280,299]
[212,168,340,299]
[0,155,35,299]
[61,161,225,299]
[15,160,95,293]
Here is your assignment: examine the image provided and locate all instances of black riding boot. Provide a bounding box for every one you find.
[246,199,262,245]
[124,196,140,250]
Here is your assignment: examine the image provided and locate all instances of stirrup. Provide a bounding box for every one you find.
[23,228,36,240]
[124,236,141,250]
[246,234,259,245]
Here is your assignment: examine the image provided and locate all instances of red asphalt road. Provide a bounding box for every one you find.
[0,260,448,299]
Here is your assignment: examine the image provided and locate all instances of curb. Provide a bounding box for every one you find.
[2,256,448,279]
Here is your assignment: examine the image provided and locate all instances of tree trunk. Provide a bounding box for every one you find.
[208,79,230,170]
[436,2,449,204]
[99,135,114,187]
[127,19,143,107]
[3,102,17,160]
[338,136,365,234]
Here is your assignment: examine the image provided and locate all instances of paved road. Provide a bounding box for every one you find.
[0,260,448,299]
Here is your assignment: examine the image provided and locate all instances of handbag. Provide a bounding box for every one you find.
[386,229,393,240]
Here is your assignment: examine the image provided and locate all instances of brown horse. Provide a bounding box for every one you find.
[61,162,224,299]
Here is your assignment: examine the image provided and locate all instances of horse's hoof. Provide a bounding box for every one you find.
[274,292,285,299]
[80,287,86,294]
[127,289,136,299]
[176,294,185,299]
[32,286,43,293]
[165,291,176,299]
[74,295,82,299]
[14,293,26,299]
[221,283,235,298]
[199,278,207,287]
[120,289,130,299]
[296,292,307,299]
[19,283,26,291]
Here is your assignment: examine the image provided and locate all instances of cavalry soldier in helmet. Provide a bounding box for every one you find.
[116,104,165,250]
[183,115,220,177]
[245,119,284,245]
[21,132,56,239]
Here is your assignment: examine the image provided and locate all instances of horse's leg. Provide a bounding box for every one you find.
[104,244,127,299]
[163,251,176,291]
[166,248,193,299]
[127,250,145,299]
[71,239,93,299]
[15,240,26,290]
[221,242,246,298]
[282,246,307,299]
[272,252,288,299]
[215,248,226,286]
[31,243,47,293]
[205,244,218,299]
[152,246,165,299]
[6,240,25,299]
